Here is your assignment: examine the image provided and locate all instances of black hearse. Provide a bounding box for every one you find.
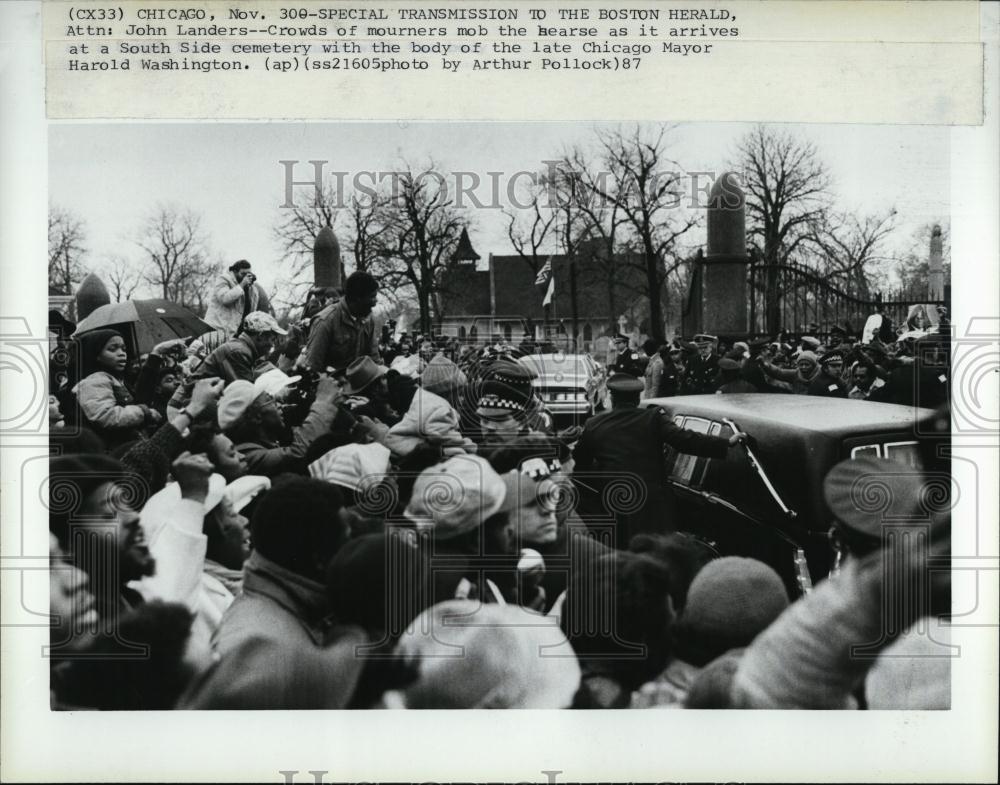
[641,394,935,596]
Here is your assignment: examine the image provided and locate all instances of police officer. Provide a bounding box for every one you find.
[807,350,849,398]
[610,334,647,378]
[572,374,749,547]
[682,334,720,395]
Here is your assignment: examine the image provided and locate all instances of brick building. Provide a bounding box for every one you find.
[437,241,654,354]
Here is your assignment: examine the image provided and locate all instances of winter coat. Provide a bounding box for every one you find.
[304,299,381,373]
[186,550,367,709]
[384,388,476,458]
[643,354,664,400]
[73,371,149,449]
[233,396,339,477]
[203,271,273,338]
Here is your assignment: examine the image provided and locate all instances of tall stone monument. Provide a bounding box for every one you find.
[701,172,750,336]
[927,224,944,300]
[75,272,111,320]
[313,225,342,290]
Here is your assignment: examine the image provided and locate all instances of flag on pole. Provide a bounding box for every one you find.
[535,257,555,306]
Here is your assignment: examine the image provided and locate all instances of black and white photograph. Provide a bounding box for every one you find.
[2,1,998,783]
[44,121,953,711]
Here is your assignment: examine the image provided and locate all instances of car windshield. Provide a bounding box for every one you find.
[520,355,588,377]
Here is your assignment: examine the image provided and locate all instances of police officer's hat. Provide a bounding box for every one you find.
[693,333,718,344]
[823,456,934,556]
[607,374,644,394]
[818,350,844,365]
[748,337,771,355]
[613,333,630,344]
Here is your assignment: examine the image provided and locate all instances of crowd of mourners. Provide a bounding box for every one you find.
[46,264,951,710]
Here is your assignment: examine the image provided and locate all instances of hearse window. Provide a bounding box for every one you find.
[884,441,921,467]
[669,416,712,485]
[849,441,921,468]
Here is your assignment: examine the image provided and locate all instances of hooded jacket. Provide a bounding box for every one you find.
[384,388,476,458]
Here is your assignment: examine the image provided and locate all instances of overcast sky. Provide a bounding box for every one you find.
[49,120,950,301]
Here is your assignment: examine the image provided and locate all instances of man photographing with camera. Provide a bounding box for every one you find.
[204,259,275,339]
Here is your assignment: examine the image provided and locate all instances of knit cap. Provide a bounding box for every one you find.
[682,557,789,641]
[420,354,467,397]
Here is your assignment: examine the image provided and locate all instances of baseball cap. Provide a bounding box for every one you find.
[243,312,287,336]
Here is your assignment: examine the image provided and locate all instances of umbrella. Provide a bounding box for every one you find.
[73,299,212,356]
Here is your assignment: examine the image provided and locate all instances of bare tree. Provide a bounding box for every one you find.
[48,206,87,293]
[273,182,343,282]
[734,125,833,333]
[546,148,627,336]
[133,204,212,312]
[379,163,467,334]
[806,208,897,299]
[102,256,143,302]
[346,192,395,275]
[504,179,558,277]
[564,125,699,341]
[735,125,833,266]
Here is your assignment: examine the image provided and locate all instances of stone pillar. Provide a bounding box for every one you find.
[313,226,342,290]
[75,272,111,320]
[927,224,944,300]
[701,172,750,337]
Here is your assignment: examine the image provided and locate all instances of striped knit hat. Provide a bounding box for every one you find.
[476,360,535,413]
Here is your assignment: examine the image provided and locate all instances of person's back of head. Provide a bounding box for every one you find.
[560,550,675,695]
[250,474,349,580]
[671,556,788,667]
[629,533,717,612]
[344,271,378,302]
[382,600,580,709]
[326,530,426,643]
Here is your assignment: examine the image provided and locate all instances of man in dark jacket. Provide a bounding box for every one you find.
[167,312,285,418]
[807,351,849,398]
[196,311,285,384]
[610,334,647,378]
[217,376,341,476]
[191,475,366,709]
[682,334,720,395]
[304,271,382,374]
[572,374,748,547]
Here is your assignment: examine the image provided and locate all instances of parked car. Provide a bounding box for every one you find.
[640,394,935,597]
[518,353,608,426]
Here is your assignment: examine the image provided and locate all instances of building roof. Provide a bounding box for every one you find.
[439,244,649,324]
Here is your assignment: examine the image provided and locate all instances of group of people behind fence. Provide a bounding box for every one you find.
[604,324,950,409]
